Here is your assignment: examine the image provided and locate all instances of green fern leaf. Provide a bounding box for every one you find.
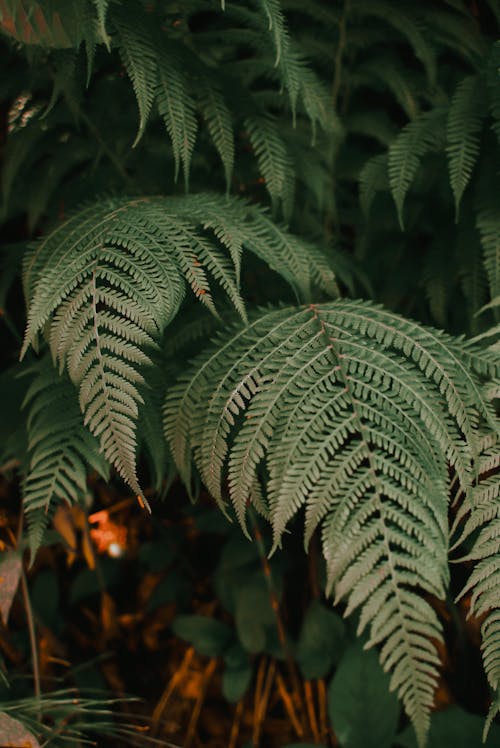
[351,0,437,86]
[388,107,447,229]
[355,56,421,121]
[197,77,234,190]
[477,208,500,303]
[446,74,487,220]
[257,0,299,111]
[453,434,500,735]
[359,153,389,217]
[245,114,295,220]
[21,195,335,502]
[92,0,111,48]
[22,358,108,560]
[255,0,331,130]
[486,42,500,147]
[166,300,498,745]
[156,47,198,188]
[113,4,158,147]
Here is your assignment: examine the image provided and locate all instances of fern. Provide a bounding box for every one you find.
[487,42,500,145]
[92,0,111,48]
[255,0,329,129]
[165,299,498,745]
[452,432,500,738]
[22,358,108,559]
[350,0,437,86]
[156,46,198,187]
[388,107,447,229]
[113,4,158,147]
[20,195,335,504]
[446,74,487,220]
[476,162,500,303]
[245,114,295,219]
[198,76,235,190]
[358,154,389,218]
[2,2,500,742]
[477,205,500,304]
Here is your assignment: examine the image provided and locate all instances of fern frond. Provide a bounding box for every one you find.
[256,0,319,124]
[92,0,111,48]
[453,434,500,735]
[355,56,422,121]
[347,111,398,147]
[388,107,447,229]
[476,202,500,299]
[245,114,295,219]
[422,245,452,328]
[165,192,337,300]
[21,195,335,502]
[486,42,500,148]
[156,47,198,187]
[165,300,497,745]
[446,74,487,220]
[351,0,437,86]
[358,154,389,217]
[423,6,488,66]
[113,4,158,146]
[22,358,108,559]
[456,224,490,330]
[197,77,234,190]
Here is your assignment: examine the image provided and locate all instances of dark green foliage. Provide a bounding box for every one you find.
[328,644,400,748]
[0,1,499,746]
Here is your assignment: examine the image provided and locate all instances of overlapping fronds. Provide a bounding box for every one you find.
[453,432,500,738]
[0,0,333,211]
[20,195,336,503]
[165,300,498,745]
[22,358,108,559]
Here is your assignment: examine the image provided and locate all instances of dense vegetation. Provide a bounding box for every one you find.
[0,1,499,746]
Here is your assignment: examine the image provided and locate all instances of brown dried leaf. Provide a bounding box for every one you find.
[0,551,22,626]
[0,711,41,748]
